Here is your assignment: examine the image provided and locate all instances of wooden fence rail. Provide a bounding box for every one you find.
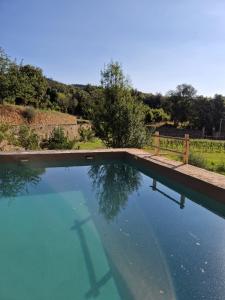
[152,131,190,164]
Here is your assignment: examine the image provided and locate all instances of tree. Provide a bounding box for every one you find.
[0,52,48,107]
[17,64,48,107]
[190,96,212,132]
[190,95,225,134]
[0,48,14,104]
[90,61,149,148]
[210,94,225,131]
[168,84,197,126]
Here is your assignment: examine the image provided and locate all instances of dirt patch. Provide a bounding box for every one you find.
[0,105,77,126]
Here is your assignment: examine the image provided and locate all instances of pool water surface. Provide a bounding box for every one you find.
[0,160,225,300]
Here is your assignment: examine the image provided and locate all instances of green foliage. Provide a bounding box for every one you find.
[215,161,225,173]
[16,65,48,106]
[0,124,14,145]
[22,106,36,123]
[42,127,75,150]
[79,126,95,142]
[1,47,225,137]
[152,137,225,154]
[144,107,154,123]
[145,108,170,124]
[0,123,10,134]
[17,125,39,150]
[167,84,197,125]
[189,152,207,169]
[190,139,225,153]
[90,62,149,148]
[0,131,4,143]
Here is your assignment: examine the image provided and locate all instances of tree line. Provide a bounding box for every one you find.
[0,47,225,136]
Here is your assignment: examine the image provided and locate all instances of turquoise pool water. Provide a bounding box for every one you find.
[0,160,225,300]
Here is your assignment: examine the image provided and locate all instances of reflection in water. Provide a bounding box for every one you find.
[88,163,142,221]
[0,163,45,198]
[151,179,186,209]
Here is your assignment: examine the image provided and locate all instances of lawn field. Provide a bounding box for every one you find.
[76,138,105,150]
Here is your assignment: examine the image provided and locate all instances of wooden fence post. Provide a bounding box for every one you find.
[155,131,160,155]
[183,134,190,164]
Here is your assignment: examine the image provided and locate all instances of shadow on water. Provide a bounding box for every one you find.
[71,216,135,300]
[88,163,142,221]
[130,158,225,219]
[0,162,45,199]
[71,217,103,299]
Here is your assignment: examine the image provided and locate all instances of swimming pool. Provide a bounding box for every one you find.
[0,157,225,300]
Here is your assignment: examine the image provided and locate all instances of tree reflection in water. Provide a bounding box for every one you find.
[88,163,142,221]
[0,163,45,198]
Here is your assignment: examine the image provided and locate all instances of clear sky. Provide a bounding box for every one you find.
[1,0,225,96]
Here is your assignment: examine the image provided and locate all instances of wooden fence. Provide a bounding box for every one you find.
[152,131,190,164]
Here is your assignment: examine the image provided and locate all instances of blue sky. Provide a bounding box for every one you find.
[1,0,225,96]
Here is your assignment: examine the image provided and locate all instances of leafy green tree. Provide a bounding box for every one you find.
[168,84,197,126]
[56,92,69,112]
[190,95,225,134]
[90,62,149,147]
[0,48,16,104]
[17,64,48,107]
[210,94,225,131]
[189,96,212,131]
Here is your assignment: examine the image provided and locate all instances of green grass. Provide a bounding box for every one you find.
[75,138,106,150]
[144,143,225,175]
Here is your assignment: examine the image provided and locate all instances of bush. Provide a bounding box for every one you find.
[144,107,154,123]
[22,106,36,123]
[151,108,170,123]
[0,131,4,143]
[17,125,39,150]
[215,161,225,173]
[79,126,95,142]
[41,127,75,150]
[189,152,207,169]
[0,124,9,143]
[0,124,10,133]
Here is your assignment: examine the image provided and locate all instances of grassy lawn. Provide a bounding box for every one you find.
[144,145,225,175]
[76,138,106,150]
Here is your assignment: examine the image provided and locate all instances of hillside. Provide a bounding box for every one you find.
[0,105,77,126]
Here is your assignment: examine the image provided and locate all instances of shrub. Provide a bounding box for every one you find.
[79,126,95,142]
[41,127,75,150]
[0,131,4,143]
[189,152,207,169]
[215,161,225,174]
[151,108,170,123]
[17,125,39,150]
[144,107,154,124]
[22,106,36,123]
[0,124,10,133]
[0,124,9,143]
